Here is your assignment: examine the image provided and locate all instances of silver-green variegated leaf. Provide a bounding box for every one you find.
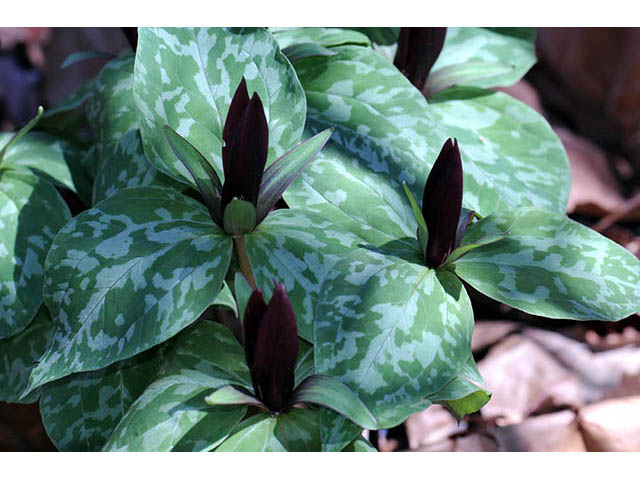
[0,169,70,339]
[104,321,249,451]
[40,346,166,451]
[315,246,475,428]
[0,307,52,403]
[26,186,233,392]
[245,209,361,341]
[215,414,285,452]
[429,88,570,214]
[92,129,176,204]
[270,27,371,50]
[274,407,321,452]
[134,27,306,186]
[319,407,363,452]
[0,131,90,202]
[455,208,640,321]
[427,27,536,96]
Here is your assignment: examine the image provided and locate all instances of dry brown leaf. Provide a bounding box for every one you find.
[405,405,467,449]
[494,80,544,115]
[578,396,640,451]
[490,410,586,452]
[471,320,519,352]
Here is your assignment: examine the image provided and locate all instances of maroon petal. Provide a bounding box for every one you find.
[422,138,463,268]
[222,77,250,176]
[250,283,299,412]
[221,92,269,213]
[243,289,268,374]
[394,27,447,92]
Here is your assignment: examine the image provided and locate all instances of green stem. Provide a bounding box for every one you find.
[0,106,44,164]
[233,235,257,291]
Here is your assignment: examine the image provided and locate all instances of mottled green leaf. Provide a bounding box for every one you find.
[429,88,570,215]
[245,209,360,341]
[282,43,337,63]
[215,414,283,452]
[294,339,314,389]
[40,346,165,451]
[61,50,116,69]
[315,246,474,428]
[274,407,321,452]
[134,27,306,186]
[455,208,640,321]
[319,407,363,452]
[0,170,70,338]
[104,321,249,451]
[271,27,371,50]
[348,27,400,46]
[294,375,377,429]
[427,27,536,95]
[0,307,52,403]
[26,187,233,391]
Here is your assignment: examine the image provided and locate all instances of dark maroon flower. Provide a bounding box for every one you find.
[243,283,299,413]
[221,77,269,214]
[394,27,447,92]
[422,138,463,268]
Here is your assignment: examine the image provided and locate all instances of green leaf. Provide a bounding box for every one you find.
[343,437,377,452]
[205,385,262,407]
[25,187,233,392]
[223,199,257,235]
[0,307,52,403]
[348,27,400,46]
[294,339,314,389]
[0,131,91,202]
[40,346,166,451]
[256,127,333,224]
[275,407,321,452]
[164,126,222,225]
[245,209,361,341]
[294,375,378,429]
[282,43,337,63]
[319,407,363,452]
[104,321,250,451]
[212,281,237,315]
[215,414,283,452]
[92,129,177,205]
[0,170,70,338]
[61,50,116,69]
[271,27,371,49]
[134,27,306,186]
[455,208,640,321]
[233,272,253,321]
[315,246,475,428]
[426,27,537,96]
[402,182,427,254]
[429,88,571,215]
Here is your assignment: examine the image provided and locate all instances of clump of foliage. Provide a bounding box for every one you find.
[1,27,639,451]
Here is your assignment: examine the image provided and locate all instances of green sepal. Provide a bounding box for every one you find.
[223,199,257,235]
[205,385,263,408]
[402,182,428,255]
[0,106,44,163]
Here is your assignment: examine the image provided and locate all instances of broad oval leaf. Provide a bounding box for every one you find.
[427,27,537,95]
[40,346,166,451]
[0,307,52,403]
[26,186,233,392]
[245,209,361,342]
[134,27,306,186]
[104,321,250,452]
[315,246,475,428]
[455,208,640,321]
[0,169,70,338]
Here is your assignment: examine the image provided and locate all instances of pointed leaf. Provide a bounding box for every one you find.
[0,106,43,161]
[402,182,428,255]
[271,27,371,50]
[294,375,378,430]
[134,28,306,186]
[256,127,333,224]
[282,43,337,63]
[0,307,52,403]
[343,437,378,452]
[25,187,233,392]
[274,407,321,452]
[455,208,640,320]
[223,198,257,235]
[215,414,281,452]
[0,170,70,338]
[61,50,116,69]
[205,385,262,407]
[212,281,237,316]
[164,126,222,225]
[104,322,250,451]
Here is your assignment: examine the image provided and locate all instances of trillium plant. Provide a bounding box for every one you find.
[1,27,639,452]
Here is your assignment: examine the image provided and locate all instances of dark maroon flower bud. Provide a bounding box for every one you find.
[221,78,269,214]
[394,27,447,92]
[422,138,463,268]
[243,283,299,413]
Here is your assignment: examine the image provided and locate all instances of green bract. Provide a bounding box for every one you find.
[1,27,638,452]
